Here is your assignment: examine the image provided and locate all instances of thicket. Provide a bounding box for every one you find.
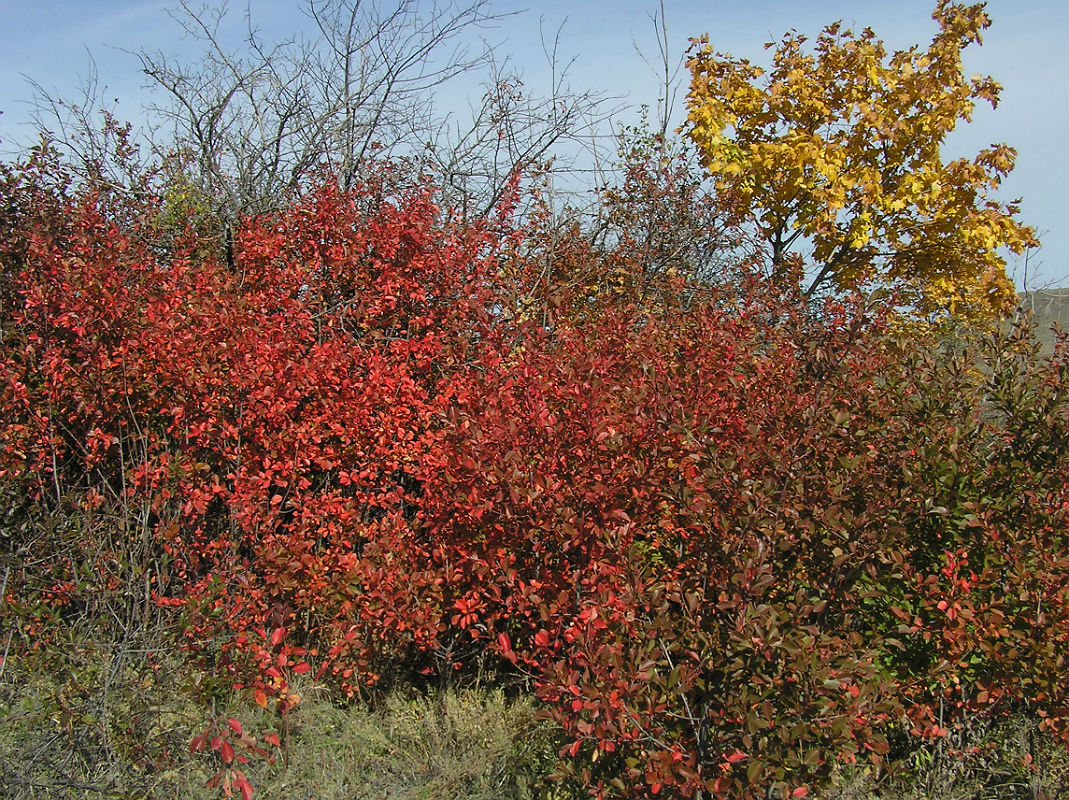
[1,131,1066,800]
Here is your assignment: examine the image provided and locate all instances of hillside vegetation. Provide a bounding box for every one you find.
[1,1,1067,798]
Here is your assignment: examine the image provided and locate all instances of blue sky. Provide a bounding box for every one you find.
[1,0,1066,288]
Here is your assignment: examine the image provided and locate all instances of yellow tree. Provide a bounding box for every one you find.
[684,0,1037,321]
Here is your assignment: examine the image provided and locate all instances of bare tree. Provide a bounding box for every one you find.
[132,0,612,225]
[426,21,618,218]
[21,58,159,207]
[632,0,681,142]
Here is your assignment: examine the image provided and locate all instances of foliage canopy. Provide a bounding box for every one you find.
[685,0,1037,321]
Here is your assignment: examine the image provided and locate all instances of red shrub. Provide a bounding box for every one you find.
[2,155,1065,800]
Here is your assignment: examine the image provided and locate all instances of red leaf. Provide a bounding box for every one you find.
[497,632,516,663]
[792,788,809,798]
[270,626,285,647]
[190,729,209,753]
[227,718,243,736]
[220,740,235,764]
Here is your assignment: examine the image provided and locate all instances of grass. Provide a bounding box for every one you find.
[0,642,567,800]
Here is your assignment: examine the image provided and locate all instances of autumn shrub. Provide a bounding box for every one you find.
[1,150,1066,800]
[419,296,1067,798]
[419,291,901,796]
[1,162,509,695]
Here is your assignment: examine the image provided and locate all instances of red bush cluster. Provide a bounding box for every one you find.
[2,155,1066,799]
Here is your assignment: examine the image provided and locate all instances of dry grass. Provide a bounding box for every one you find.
[0,646,566,800]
